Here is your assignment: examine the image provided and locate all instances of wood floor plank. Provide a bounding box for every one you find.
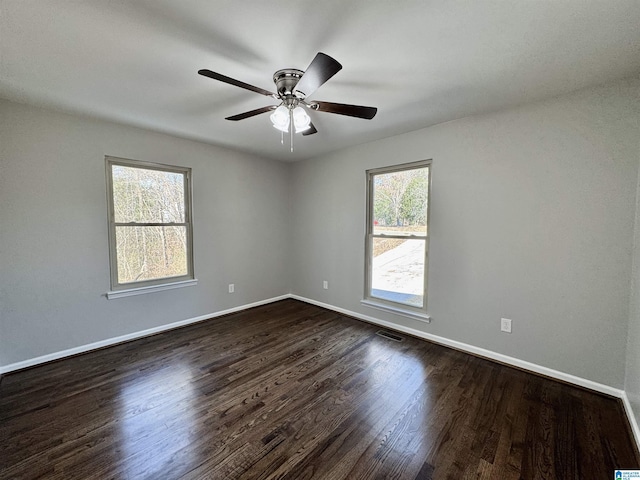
[1,299,638,479]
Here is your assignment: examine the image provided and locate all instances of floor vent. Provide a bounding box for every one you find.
[376,330,404,342]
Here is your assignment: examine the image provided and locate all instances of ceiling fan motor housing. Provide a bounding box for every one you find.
[273,69,305,98]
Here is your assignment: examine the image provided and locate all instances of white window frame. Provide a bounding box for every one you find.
[363,160,431,321]
[105,156,195,299]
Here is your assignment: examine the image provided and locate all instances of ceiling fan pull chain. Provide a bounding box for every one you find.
[281,130,284,145]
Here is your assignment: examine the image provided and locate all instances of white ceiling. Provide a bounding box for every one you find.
[2,0,640,162]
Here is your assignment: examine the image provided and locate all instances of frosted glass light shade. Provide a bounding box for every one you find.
[293,106,311,132]
[270,105,290,132]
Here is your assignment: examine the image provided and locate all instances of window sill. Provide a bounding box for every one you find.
[361,299,431,323]
[107,279,198,299]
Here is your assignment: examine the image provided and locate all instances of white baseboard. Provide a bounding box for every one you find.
[0,292,629,399]
[0,294,290,375]
[2,293,638,454]
[621,392,640,453]
[292,295,640,454]
[290,295,624,398]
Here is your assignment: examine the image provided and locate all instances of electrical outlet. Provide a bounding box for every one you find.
[228,284,234,293]
[501,318,512,333]
[323,280,328,290]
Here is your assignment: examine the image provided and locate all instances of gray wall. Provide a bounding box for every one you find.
[0,99,291,367]
[627,141,640,435]
[2,79,639,394]
[290,79,640,388]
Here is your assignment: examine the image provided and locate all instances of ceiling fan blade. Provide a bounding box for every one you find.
[225,105,277,121]
[310,101,377,119]
[302,122,318,136]
[293,53,342,99]
[198,69,275,97]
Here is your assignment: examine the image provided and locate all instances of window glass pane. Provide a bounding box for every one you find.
[371,238,425,308]
[112,165,185,223]
[372,167,428,236]
[115,226,188,284]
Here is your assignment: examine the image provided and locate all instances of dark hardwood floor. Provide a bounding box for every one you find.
[1,299,638,479]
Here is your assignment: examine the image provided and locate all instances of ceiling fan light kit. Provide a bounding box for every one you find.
[198,52,377,152]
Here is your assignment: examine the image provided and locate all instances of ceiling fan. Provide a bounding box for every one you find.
[198,52,377,151]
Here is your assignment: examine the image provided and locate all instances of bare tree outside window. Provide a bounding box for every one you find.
[365,161,431,314]
[106,157,194,291]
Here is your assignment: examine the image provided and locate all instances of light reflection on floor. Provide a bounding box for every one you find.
[365,339,432,458]
[117,364,196,478]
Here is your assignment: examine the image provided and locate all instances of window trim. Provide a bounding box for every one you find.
[364,160,432,317]
[105,156,195,295]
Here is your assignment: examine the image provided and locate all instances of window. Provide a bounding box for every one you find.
[106,157,195,297]
[364,160,431,318]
